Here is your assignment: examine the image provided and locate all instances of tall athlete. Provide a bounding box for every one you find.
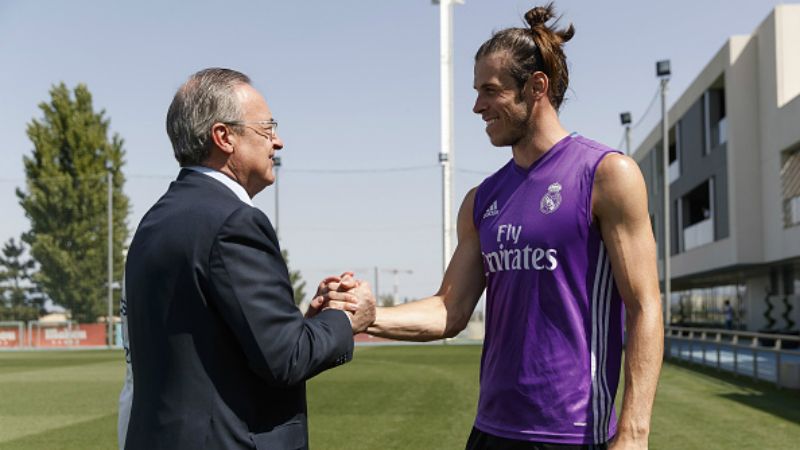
[323,3,663,449]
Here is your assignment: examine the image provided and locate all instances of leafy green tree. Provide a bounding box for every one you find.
[0,237,43,321]
[17,83,129,322]
[281,249,307,306]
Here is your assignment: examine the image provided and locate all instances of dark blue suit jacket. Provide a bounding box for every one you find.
[124,169,353,449]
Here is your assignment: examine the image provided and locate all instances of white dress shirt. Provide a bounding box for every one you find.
[185,166,254,206]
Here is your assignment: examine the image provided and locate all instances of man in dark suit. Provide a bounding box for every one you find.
[123,68,375,449]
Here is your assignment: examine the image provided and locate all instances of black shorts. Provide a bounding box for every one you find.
[466,427,608,450]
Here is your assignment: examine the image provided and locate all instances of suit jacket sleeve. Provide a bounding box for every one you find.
[207,205,353,387]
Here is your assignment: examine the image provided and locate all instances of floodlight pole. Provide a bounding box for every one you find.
[383,268,414,304]
[625,126,631,155]
[619,112,632,155]
[434,0,463,275]
[657,60,671,328]
[107,170,114,347]
[374,266,380,303]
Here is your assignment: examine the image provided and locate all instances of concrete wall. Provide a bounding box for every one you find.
[756,6,800,264]
[745,276,771,331]
[776,4,800,108]
[727,35,765,265]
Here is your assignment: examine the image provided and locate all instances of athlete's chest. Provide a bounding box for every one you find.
[478,172,586,254]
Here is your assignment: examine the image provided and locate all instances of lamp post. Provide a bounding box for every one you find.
[386,268,414,304]
[273,155,281,239]
[656,59,671,328]
[106,167,114,347]
[619,112,632,155]
[433,0,464,275]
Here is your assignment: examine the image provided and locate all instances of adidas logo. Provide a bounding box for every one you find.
[483,200,499,219]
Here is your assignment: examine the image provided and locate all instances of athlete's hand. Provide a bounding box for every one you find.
[344,281,376,334]
[316,278,375,333]
[305,272,358,318]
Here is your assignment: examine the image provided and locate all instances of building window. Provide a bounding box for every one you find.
[668,125,680,183]
[704,85,727,155]
[782,147,800,228]
[783,265,795,295]
[671,284,745,328]
[682,179,714,250]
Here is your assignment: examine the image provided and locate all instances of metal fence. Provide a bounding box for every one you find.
[665,326,800,389]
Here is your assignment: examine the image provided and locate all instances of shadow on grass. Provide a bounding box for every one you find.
[666,359,800,425]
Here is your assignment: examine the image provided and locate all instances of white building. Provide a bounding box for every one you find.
[633,5,800,332]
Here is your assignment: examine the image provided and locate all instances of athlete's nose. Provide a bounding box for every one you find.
[473,94,486,115]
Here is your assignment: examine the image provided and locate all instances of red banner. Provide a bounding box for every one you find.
[0,327,22,347]
[30,323,107,348]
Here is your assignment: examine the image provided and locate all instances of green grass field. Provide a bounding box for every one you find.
[0,345,798,449]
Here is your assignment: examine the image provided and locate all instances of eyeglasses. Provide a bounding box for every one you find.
[224,120,278,140]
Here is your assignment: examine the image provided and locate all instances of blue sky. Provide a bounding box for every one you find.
[0,0,788,302]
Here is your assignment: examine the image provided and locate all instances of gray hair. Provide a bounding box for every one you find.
[166,68,251,166]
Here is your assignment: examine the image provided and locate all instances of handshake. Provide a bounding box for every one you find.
[305,272,377,334]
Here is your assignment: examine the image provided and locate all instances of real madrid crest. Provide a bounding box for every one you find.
[539,182,562,214]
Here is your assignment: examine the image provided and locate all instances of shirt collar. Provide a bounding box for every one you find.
[184,166,254,206]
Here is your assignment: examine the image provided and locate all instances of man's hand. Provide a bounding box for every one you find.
[305,272,357,318]
[345,281,376,333]
[321,279,376,334]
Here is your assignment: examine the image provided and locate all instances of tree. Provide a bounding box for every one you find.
[17,83,130,323]
[281,249,307,306]
[378,294,396,307]
[0,238,43,321]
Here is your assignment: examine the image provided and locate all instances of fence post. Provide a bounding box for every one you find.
[27,321,34,348]
[701,331,707,366]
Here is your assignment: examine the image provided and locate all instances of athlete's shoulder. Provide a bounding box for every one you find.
[571,134,620,155]
[593,153,647,215]
[595,152,642,183]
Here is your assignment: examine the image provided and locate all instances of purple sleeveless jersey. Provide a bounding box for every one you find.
[472,134,624,445]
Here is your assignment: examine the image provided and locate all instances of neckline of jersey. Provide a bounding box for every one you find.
[510,132,578,177]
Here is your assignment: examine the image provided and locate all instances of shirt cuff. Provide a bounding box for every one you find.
[342,310,354,327]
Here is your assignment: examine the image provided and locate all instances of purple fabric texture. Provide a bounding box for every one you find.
[472,134,624,445]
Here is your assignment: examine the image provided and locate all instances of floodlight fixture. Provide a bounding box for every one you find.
[656,60,671,78]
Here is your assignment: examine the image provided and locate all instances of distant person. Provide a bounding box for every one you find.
[319,3,663,449]
[723,300,734,330]
[121,68,375,449]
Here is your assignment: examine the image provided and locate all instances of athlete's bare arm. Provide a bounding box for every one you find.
[592,153,663,449]
[364,188,486,341]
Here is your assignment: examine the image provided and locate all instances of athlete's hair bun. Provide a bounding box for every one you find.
[524,3,574,43]
[524,4,553,29]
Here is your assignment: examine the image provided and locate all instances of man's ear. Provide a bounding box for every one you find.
[211,123,235,155]
[523,71,550,103]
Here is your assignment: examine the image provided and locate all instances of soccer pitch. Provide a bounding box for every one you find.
[0,345,798,449]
